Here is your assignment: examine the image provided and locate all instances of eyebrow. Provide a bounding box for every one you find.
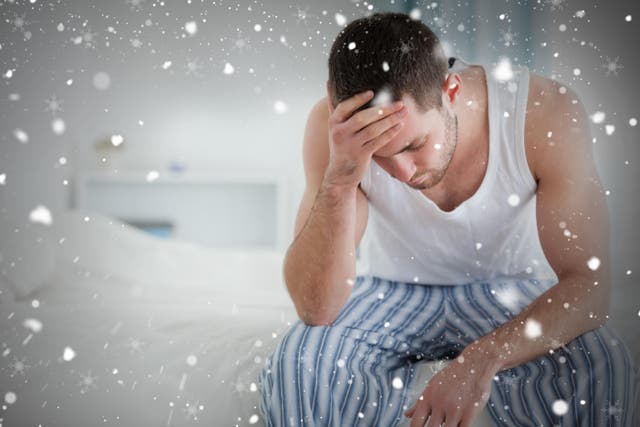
[382,135,425,158]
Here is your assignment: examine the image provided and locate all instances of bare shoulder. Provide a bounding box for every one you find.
[525,73,588,182]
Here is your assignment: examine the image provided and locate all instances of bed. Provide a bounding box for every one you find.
[0,208,502,426]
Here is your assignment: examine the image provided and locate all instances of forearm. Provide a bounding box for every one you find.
[284,182,358,326]
[464,274,611,372]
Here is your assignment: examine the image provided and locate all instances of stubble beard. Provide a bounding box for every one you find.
[410,109,458,190]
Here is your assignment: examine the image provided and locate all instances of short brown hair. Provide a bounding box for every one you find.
[328,12,448,113]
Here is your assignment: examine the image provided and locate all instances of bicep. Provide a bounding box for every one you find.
[534,86,611,283]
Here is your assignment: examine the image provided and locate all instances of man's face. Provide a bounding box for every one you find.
[371,93,457,190]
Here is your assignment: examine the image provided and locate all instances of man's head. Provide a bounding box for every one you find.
[327,12,462,189]
[328,12,448,114]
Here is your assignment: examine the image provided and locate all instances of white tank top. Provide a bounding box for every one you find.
[356,57,558,285]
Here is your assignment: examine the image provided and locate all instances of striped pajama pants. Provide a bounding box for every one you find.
[258,275,639,426]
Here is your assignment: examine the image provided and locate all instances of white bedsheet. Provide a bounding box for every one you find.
[0,256,298,426]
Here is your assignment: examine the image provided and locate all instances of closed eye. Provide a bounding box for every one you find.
[407,143,424,152]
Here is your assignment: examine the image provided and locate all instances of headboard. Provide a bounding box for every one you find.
[74,171,289,251]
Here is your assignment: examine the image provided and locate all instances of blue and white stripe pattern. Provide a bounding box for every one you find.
[258,275,639,426]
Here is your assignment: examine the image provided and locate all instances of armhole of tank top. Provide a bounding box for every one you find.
[515,67,537,189]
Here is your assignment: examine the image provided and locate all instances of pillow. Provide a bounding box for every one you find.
[0,220,55,300]
[52,209,286,289]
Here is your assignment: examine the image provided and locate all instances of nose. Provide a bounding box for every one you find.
[390,158,417,183]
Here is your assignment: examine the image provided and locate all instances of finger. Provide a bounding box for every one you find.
[332,90,374,123]
[410,406,432,427]
[348,100,405,134]
[425,411,443,427]
[443,414,460,427]
[356,106,407,146]
[362,121,404,155]
[404,405,416,418]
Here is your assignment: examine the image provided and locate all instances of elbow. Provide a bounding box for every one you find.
[300,313,336,327]
[294,303,338,327]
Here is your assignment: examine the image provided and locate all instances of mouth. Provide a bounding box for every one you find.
[409,175,425,186]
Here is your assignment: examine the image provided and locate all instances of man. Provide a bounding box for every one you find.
[259,12,638,427]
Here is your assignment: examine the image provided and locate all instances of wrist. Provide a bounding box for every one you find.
[320,180,358,197]
[461,339,504,374]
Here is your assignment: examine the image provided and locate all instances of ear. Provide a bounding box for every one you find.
[326,80,335,114]
[441,72,462,106]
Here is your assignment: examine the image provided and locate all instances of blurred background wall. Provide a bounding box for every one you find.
[0,0,638,357]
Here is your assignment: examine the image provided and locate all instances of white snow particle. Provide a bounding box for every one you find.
[334,13,347,26]
[575,10,586,18]
[146,170,159,182]
[625,15,632,22]
[5,392,17,405]
[13,128,29,143]
[559,24,567,32]
[184,21,198,35]
[57,23,65,31]
[223,62,235,75]
[93,72,111,90]
[630,118,637,127]
[248,414,260,424]
[587,256,601,271]
[434,143,442,150]
[475,242,482,250]
[162,61,172,70]
[63,346,76,361]
[23,318,43,333]
[626,270,632,276]
[273,100,288,114]
[186,355,197,366]
[377,292,384,299]
[507,194,520,206]
[371,88,392,107]
[605,125,615,136]
[552,399,569,415]
[348,41,356,50]
[253,24,261,32]
[573,68,581,76]
[111,134,124,147]
[409,8,422,20]
[493,58,514,82]
[590,111,606,124]
[525,318,542,338]
[52,118,66,135]
[0,173,5,185]
[382,61,390,72]
[392,377,404,389]
[337,359,345,368]
[29,205,52,226]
